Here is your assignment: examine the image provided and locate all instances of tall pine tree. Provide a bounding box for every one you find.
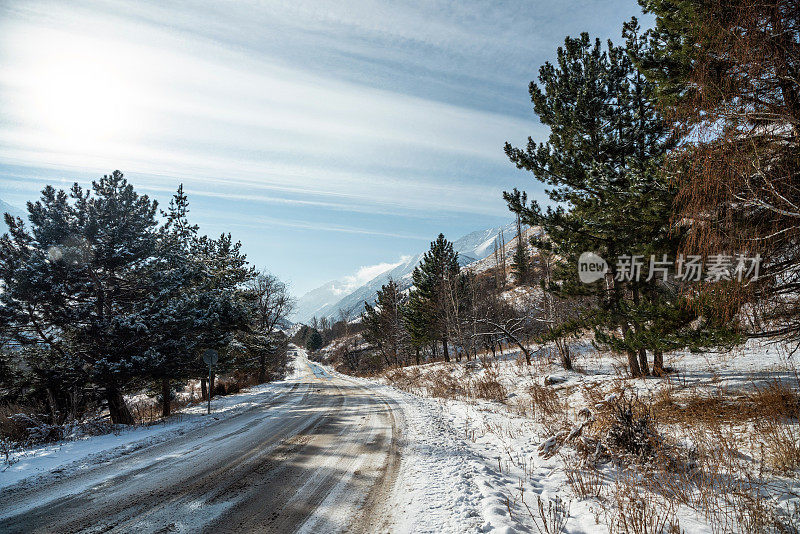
[362,279,410,367]
[504,23,737,377]
[407,234,460,363]
[0,172,160,423]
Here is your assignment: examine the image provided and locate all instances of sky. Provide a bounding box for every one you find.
[0,0,647,296]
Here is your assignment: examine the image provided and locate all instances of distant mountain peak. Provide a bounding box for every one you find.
[0,197,25,222]
[292,221,517,323]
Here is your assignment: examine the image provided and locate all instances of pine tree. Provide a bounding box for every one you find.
[504,23,737,377]
[404,291,430,366]
[407,234,460,362]
[639,0,800,343]
[141,185,206,416]
[511,207,532,285]
[306,329,323,352]
[362,279,410,367]
[0,171,160,423]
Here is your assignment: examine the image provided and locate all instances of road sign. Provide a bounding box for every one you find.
[203,349,219,366]
[202,349,219,415]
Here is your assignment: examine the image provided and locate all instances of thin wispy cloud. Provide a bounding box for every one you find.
[0,0,646,293]
[334,256,411,295]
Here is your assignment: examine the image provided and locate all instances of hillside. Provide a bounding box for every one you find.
[0,198,25,222]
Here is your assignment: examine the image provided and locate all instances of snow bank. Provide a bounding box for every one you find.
[1,356,308,491]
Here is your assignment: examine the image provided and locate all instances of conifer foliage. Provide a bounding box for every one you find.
[0,172,292,424]
[362,279,410,367]
[407,234,461,363]
[640,0,800,341]
[503,23,738,377]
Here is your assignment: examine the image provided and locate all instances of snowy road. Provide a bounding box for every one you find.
[0,354,400,534]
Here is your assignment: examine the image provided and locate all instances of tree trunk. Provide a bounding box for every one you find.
[415,347,420,366]
[210,370,216,398]
[201,378,208,401]
[106,383,134,425]
[258,352,266,383]
[653,350,665,376]
[638,348,650,376]
[556,339,572,371]
[627,350,642,378]
[45,385,60,424]
[161,378,171,417]
[442,338,450,362]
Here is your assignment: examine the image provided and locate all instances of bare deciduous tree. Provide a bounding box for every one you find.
[246,271,295,382]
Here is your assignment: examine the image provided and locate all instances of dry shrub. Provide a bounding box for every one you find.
[649,378,800,476]
[605,399,660,463]
[561,452,604,499]
[384,367,422,394]
[426,367,467,400]
[214,375,256,396]
[523,495,571,534]
[638,402,800,533]
[748,379,800,420]
[528,383,566,420]
[0,405,115,448]
[472,365,507,403]
[609,474,679,534]
[759,419,800,474]
[651,379,800,427]
[129,398,161,424]
[0,403,39,442]
[1,412,62,444]
[580,393,667,467]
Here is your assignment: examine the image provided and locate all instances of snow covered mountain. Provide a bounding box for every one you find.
[0,197,25,222]
[293,221,517,323]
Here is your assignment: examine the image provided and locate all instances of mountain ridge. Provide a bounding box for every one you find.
[292,222,518,323]
[0,198,25,221]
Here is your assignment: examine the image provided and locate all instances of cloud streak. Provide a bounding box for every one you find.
[0,0,647,293]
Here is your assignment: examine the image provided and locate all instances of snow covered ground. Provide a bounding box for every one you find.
[0,357,305,491]
[3,342,799,532]
[336,337,800,533]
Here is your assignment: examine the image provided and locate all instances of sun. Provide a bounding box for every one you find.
[13,29,151,152]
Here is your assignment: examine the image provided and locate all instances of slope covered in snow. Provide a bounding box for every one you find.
[0,197,25,222]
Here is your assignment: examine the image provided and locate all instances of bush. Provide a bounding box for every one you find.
[605,399,659,463]
[472,366,507,402]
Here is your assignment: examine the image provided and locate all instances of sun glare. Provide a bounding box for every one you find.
[14,30,151,151]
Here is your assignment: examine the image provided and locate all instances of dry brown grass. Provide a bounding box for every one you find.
[608,473,679,534]
[528,382,567,419]
[561,452,605,499]
[648,378,800,426]
[759,418,800,475]
[471,364,507,403]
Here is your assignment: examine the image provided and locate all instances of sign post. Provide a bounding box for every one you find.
[202,349,219,415]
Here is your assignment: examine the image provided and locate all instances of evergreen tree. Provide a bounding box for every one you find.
[404,292,430,366]
[362,279,410,367]
[504,24,737,377]
[306,329,323,352]
[511,206,532,285]
[639,0,800,343]
[407,234,460,362]
[0,172,160,423]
